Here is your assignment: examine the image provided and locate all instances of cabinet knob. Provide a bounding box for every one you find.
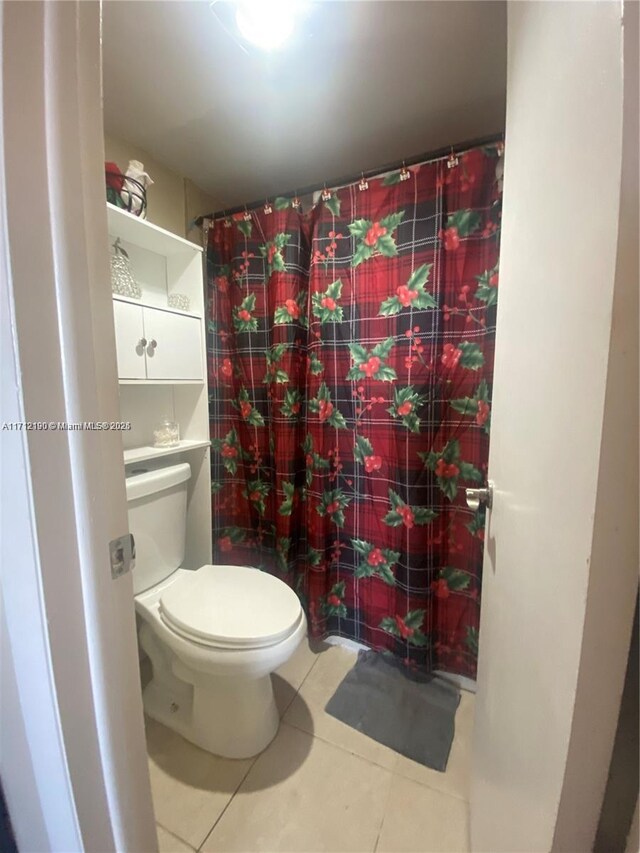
[148,339,157,349]
[138,338,147,347]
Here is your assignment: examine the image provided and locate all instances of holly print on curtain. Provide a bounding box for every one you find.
[208,208,310,591]
[208,143,503,679]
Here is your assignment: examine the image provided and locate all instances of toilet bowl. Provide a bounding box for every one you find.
[136,565,306,758]
[126,463,305,758]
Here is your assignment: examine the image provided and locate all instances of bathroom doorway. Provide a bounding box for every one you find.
[1,2,637,852]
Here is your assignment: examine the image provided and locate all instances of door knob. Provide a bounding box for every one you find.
[465,482,493,511]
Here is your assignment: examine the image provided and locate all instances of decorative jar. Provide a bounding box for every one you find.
[168,293,190,312]
[153,419,180,448]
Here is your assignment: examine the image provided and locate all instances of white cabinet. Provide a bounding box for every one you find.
[114,300,146,379]
[113,299,203,381]
[144,309,202,381]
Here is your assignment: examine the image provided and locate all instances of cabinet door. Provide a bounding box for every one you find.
[143,309,203,380]
[113,300,146,379]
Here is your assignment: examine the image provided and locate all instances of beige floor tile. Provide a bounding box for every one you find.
[272,636,324,716]
[201,722,393,852]
[156,824,195,852]
[145,717,254,850]
[283,644,398,770]
[376,775,470,853]
[392,691,475,801]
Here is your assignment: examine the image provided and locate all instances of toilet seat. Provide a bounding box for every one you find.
[158,564,302,651]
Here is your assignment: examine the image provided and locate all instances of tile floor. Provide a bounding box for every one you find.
[148,640,473,853]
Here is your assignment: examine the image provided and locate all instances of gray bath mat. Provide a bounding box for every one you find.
[325,650,460,771]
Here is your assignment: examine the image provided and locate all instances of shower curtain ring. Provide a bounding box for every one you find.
[359,172,369,191]
[223,210,232,228]
[243,206,252,221]
[264,199,273,215]
[321,184,332,201]
[447,147,459,169]
[400,161,410,181]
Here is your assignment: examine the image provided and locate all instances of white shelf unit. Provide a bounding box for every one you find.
[108,203,212,569]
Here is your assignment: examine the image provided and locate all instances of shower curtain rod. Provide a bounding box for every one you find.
[196,131,504,227]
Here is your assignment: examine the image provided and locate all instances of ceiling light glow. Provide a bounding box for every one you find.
[235,0,296,51]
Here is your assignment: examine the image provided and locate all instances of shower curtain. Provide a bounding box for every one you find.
[207,142,502,678]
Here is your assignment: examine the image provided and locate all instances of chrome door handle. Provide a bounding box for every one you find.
[465,482,493,511]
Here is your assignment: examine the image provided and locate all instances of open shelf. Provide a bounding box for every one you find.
[123,439,211,466]
[107,203,203,256]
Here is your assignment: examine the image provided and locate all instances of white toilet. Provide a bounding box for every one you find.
[126,462,306,759]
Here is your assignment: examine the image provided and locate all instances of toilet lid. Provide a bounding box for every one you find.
[159,564,302,649]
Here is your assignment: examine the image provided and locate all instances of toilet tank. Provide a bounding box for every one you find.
[125,462,191,594]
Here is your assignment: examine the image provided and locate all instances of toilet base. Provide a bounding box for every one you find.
[140,622,280,759]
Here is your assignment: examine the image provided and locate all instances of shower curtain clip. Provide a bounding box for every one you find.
[321,185,332,202]
[292,193,301,210]
[223,211,232,228]
[263,199,273,215]
[399,162,410,182]
[243,207,252,222]
[447,148,459,169]
[358,172,369,192]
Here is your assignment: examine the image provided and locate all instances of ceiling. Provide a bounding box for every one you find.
[102,1,507,210]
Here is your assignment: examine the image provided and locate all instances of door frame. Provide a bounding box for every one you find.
[1,2,156,850]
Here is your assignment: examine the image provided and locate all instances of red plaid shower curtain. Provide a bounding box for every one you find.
[207,143,502,678]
